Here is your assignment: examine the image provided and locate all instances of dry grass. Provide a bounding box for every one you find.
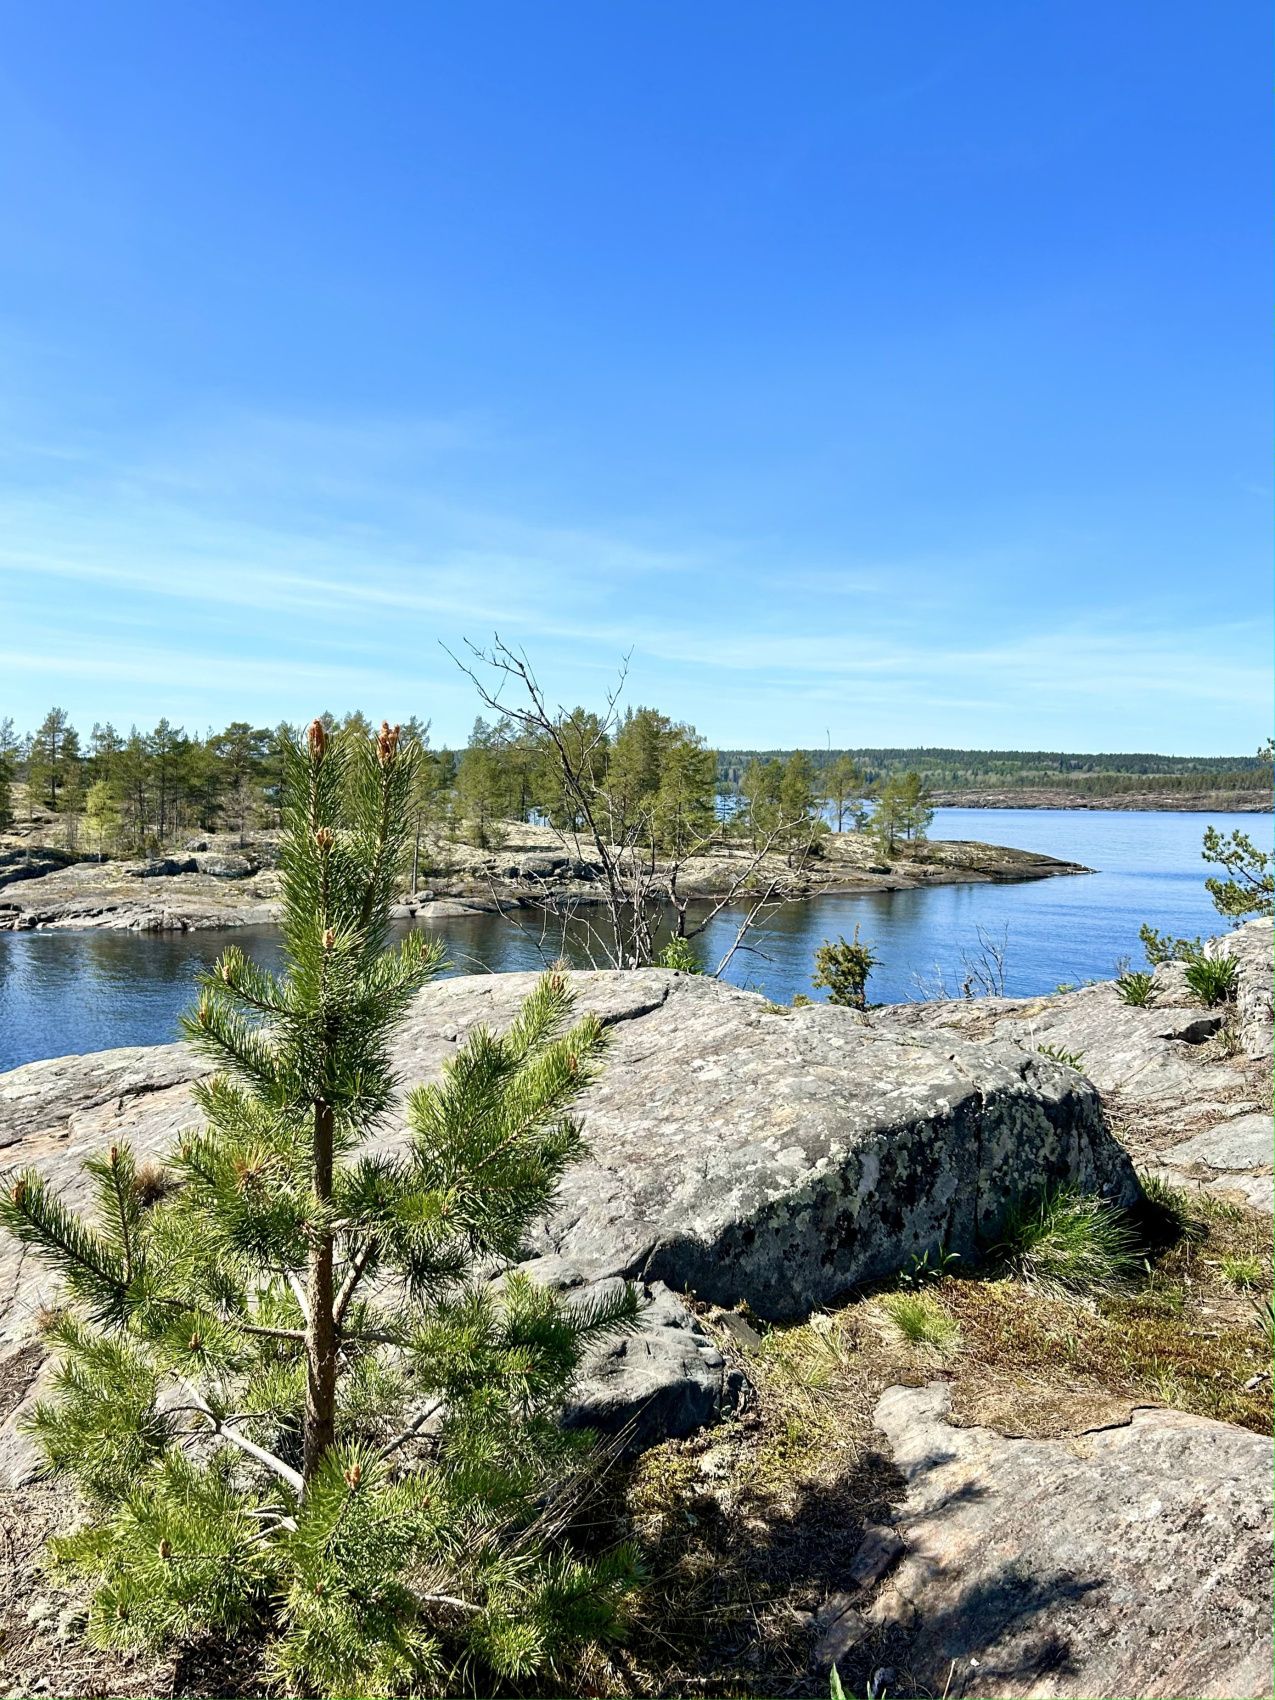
[2,1184,1268,1700]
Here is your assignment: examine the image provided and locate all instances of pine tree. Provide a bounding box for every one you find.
[0,719,640,1695]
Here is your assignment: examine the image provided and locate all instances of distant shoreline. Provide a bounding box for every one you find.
[928,790,1272,814]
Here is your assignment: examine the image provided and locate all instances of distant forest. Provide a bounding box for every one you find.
[715,747,1273,799]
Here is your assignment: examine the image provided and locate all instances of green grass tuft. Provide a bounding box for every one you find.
[880,1290,959,1351]
[1184,953,1238,1007]
[1219,1255,1266,1290]
[1115,970,1156,1007]
[992,1184,1140,1296]
[1037,1043,1085,1069]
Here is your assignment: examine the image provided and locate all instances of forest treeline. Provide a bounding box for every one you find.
[717,746,1273,797]
[0,705,936,859]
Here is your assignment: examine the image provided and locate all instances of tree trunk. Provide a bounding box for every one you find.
[302,1098,337,1485]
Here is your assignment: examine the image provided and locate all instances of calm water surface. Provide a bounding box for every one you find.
[1,809,1270,1072]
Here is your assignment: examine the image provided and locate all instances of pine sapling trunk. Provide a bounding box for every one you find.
[303,1097,337,1484]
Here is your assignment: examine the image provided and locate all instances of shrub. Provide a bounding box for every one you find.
[812,926,879,1010]
[0,721,641,1695]
[1139,924,1203,967]
[1116,970,1156,1007]
[1184,952,1238,1007]
[880,1291,958,1351]
[657,935,702,973]
[991,1184,1140,1295]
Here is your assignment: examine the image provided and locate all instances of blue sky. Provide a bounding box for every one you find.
[1,2,1270,753]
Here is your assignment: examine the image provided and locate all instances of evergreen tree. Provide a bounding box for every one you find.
[894,770,934,842]
[212,722,271,845]
[822,754,866,833]
[812,927,879,1010]
[0,716,14,829]
[651,733,717,859]
[0,719,640,1694]
[739,757,783,847]
[453,719,510,849]
[29,706,80,810]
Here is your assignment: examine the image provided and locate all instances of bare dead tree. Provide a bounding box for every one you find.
[448,636,820,974]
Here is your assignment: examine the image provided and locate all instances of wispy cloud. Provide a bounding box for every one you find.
[3,407,1270,751]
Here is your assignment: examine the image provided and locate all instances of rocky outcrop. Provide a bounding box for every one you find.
[0,848,83,890]
[867,1381,1273,1699]
[0,822,1088,931]
[0,971,1135,1330]
[0,969,1137,1472]
[1209,916,1274,1060]
[877,920,1273,1212]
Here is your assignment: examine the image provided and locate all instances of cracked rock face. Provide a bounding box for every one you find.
[1,969,1135,1340]
[872,1382,1274,1699]
[875,920,1274,1213]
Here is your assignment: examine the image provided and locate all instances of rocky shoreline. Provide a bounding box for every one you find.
[0,826,1090,934]
[0,923,1270,1697]
[930,786,1272,812]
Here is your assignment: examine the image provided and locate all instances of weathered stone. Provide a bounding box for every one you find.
[847,1523,906,1587]
[876,920,1274,1213]
[193,854,255,880]
[0,848,82,890]
[873,1381,1274,1699]
[811,1597,870,1666]
[1211,917,1274,1059]
[558,1277,745,1450]
[713,1310,765,1353]
[127,857,199,879]
[0,971,1136,1345]
[1162,1112,1272,1174]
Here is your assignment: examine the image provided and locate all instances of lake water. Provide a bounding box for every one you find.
[1,809,1269,1073]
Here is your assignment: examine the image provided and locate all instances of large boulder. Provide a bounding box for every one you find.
[869,1381,1273,1699]
[0,970,1135,1335]
[876,920,1274,1213]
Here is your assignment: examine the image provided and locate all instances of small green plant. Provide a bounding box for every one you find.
[657,935,702,973]
[812,926,879,1010]
[1053,981,1077,994]
[1139,924,1203,967]
[991,1184,1140,1295]
[897,1246,961,1289]
[1037,1043,1085,1070]
[1184,953,1238,1007]
[790,992,813,1008]
[1116,970,1156,1007]
[1220,1255,1265,1290]
[880,1291,959,1351]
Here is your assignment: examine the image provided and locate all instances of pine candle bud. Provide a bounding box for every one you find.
[323,927,336,950]
[307,718,327,760]
[376,720,400,766]
[314,827,334,853]
[158,1539,172,1561]
[10,1180,26,1209]
[188,1331,203,1351]
[343,1463,362,1488]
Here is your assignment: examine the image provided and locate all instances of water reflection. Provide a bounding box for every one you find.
[1,809,1269,1071]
